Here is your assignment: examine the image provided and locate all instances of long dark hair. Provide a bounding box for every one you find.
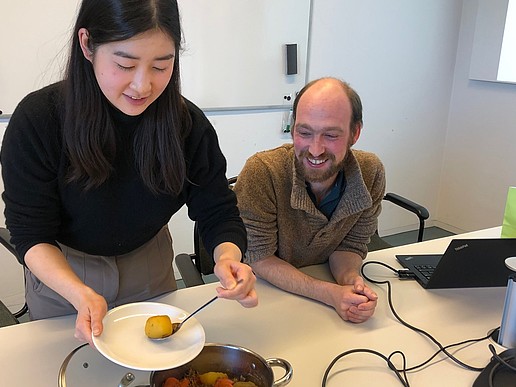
[62,0,191,195]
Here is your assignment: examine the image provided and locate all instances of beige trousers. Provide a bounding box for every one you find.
[25,226,177,320]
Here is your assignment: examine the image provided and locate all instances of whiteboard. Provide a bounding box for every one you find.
[0,0,80,115]
[178,0,310,109]
[0,0,310,115]
[469,0,511,83]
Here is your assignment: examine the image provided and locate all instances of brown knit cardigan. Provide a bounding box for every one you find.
[234,144,386,268]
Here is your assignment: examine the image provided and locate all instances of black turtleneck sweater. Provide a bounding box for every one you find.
[1,82,246,264]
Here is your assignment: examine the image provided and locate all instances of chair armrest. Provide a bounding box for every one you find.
[0,227,28,319]
[175,253,205,287]
[384,193,429,220]
[383,193,430,242]
[13,304,28,319]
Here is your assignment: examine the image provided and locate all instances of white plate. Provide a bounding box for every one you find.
[92,302,205,371]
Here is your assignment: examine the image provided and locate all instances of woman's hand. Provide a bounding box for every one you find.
[212,242,258,307]
[214,258,258,307]
[73,286,108,346]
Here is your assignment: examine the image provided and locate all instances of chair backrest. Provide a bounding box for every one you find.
[192,222,215,275]
[192,176,238,275]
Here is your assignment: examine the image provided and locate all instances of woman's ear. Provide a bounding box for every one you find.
[78,28,93,62]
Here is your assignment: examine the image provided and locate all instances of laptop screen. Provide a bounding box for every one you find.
[396,238,516,289]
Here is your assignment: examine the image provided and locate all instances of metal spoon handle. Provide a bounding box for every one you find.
[181,295,218,325]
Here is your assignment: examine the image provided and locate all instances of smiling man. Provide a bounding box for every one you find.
[234,77,385,323]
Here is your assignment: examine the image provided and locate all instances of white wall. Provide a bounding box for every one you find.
[438,1,516,232]
[308,0,463,235]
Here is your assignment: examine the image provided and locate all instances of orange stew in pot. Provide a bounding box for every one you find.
[162,369,258,387]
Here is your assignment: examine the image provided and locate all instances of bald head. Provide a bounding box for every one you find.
[292,77,363,138]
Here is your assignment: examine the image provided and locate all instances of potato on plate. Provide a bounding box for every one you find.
[145,315,173,339]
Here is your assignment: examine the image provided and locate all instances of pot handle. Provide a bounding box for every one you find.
[266,358,293,387]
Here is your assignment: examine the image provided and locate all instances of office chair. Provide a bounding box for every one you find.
[175,177,430,287]
[367,193,429,251]
[0,227,29,326]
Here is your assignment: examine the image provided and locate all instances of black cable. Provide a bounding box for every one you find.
[488,344,516,373]
[401,331,492,372]
[360,261,489,372]
[321,348,410,387]
[322,261,494,386]
[361,260,487,372]
[487,344,516,387]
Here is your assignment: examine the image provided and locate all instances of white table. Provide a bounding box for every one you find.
[0,227,510,386]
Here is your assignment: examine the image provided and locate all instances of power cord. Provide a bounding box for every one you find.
[361,260,487,371]
[321,260,492,386]
[486,344,516,387]
[321,349,410,387]
[488,344,516,373]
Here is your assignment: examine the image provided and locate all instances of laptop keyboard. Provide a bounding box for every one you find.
[415,264,436,280]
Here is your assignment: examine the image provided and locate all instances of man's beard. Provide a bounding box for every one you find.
[295,149,347,183]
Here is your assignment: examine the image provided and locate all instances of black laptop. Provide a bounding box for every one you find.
[396,238,516,289]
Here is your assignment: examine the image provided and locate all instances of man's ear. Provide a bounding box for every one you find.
[78,28,93,62]
[351,124,362,146]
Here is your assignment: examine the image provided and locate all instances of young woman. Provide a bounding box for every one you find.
[1,0,257,346]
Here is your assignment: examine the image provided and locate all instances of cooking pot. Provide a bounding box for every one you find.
[150,343,293,387]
